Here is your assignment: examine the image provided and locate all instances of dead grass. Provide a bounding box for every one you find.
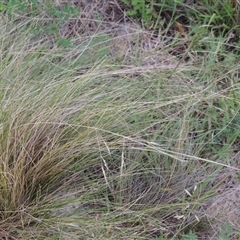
[0,1,240,239]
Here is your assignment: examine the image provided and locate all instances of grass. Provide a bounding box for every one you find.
[0,1,240,239]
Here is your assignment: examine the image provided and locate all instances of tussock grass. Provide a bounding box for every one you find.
[0,6,240,240]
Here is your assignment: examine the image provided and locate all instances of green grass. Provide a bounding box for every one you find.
[123,0,239,35]
[0,1,240,239]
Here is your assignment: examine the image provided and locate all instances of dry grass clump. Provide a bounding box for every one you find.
[0,15,177,239]
[0,3,240,239]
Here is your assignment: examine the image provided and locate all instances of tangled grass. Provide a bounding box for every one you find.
[0,2,240,239]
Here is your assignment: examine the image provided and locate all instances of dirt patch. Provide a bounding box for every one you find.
[201,152,240,238]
